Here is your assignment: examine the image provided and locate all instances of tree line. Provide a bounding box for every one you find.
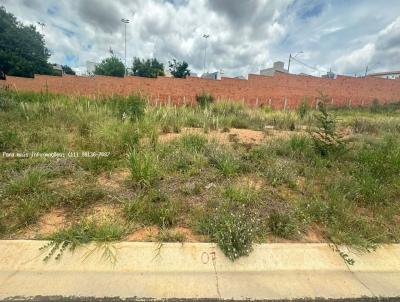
[94,56,190,78]
[0,6,190,79]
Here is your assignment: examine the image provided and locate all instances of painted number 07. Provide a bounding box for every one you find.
[201,251,216,264]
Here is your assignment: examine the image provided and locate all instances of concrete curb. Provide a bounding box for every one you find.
[0,241,399,301]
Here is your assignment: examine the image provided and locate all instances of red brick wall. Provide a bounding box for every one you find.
[1,73,400,109]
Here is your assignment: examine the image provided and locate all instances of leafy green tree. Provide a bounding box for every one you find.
[0,6,53,77]
[168,59,190,78]
[62,65,76,75]
[94,56,125,77]
[132,58,165,78]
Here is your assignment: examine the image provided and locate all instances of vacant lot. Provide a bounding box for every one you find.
[1,89,399,260]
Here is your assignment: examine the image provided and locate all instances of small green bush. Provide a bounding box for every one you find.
[117,94,147,120]
[297,99,310,119]
[196,92,214,108]
[199,206,260,261]
[312,100,346,157]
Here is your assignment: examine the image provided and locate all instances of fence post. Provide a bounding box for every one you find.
[284,97,287,111]
[268,98,272,107]
[168,95,171,106]
[256,97,259,107]
[331,97,334,105]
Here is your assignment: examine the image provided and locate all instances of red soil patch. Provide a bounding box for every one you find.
[19,209,67,239]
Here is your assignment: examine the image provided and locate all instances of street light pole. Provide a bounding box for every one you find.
[203,34,210,74]
[121,18,130,76]
[287,51,303,73]
[37,22,46,57]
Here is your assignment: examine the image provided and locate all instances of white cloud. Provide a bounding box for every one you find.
[1,0,400,77]
[334,43,375,74]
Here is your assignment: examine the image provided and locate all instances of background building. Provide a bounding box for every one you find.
[260,61,287,76]
[201,71,221,80]
[367,71,400,79]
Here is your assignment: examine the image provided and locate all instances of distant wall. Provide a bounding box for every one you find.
[1,73,400,109]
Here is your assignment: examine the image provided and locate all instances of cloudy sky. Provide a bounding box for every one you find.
[1,0,400,77]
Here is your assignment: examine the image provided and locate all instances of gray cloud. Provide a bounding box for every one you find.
[77,0,122,33]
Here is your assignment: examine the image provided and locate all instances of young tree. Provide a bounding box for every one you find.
[0,6,53,77]
[94,56,125,77]
[132,58,165,78]
[168,59,190,78]
[62,65,76,75]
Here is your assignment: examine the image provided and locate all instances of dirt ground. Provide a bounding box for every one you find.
[158,127,301,145]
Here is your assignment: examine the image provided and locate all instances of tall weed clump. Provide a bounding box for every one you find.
[115,94,147,120]
[349,135,400,206]
[196,92,214,108]
[297,99,310,119]
[129,148,160,187]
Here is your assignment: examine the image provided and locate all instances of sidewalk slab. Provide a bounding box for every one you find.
[0,241,399,301]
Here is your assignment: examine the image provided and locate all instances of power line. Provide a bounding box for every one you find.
[290,56,326,73]
[290,56,371,77]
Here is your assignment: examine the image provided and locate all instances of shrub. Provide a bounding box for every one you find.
[196,92,214,108]
[369,98,381,113]
[312,99,346,157]
[297,99,310,119]
[230,117,250,129]
[199,205,260,261]
[118,94,147,120]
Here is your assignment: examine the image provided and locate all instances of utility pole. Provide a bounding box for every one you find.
[287,51,303,73]
[37,22,46,57]
[287,53,292,73]
[365,65,369,77]
[203,34,210,74]
[121,18,130,76]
